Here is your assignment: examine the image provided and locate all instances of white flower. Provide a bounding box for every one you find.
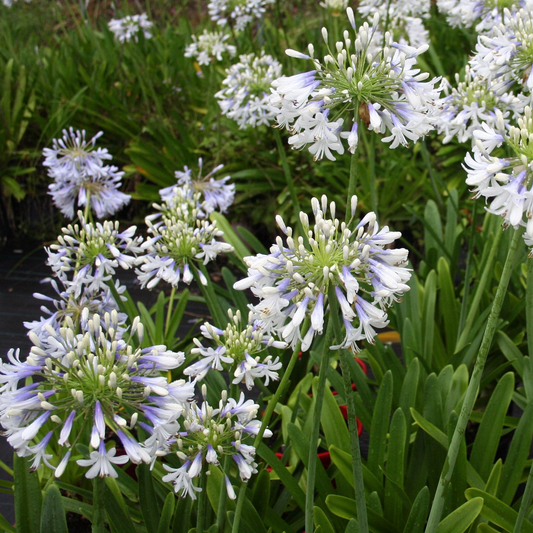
[77,443,129,478]
[136,187,234,289]
[108,13,153,43]
[464,106,533,251]
[235,195,411,352]
[269,9,441,159]
[216,52,282,129]
[43,128,130,219]
[160,158,235,214]
[208,0,275,31]
[184,30,236,65]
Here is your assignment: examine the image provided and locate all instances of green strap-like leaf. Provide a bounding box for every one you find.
[14,454,42,533]
[40,484,68,533]
[325,495,397,533]
[402,487,429,533]
[314,506,336,533]
[465,488,533,533]
[435,497,483,533]
[138,463,161,533]
[368,371,393,482]
[499,400,533,504]
[157,493,176,533]
[470,372,514,481]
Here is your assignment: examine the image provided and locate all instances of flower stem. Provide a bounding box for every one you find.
[83,191,92,223]
[527,257,533,358]
[92,476,107,533]
[196,469,208,533]
[231,482,247,533]
[165,286,176,338]
[216,455,230,533]
[305,289,337,533]
[194,263,227,329]
[339,349,369,533]
[455,223,503,352]
[328,287,369,533]
[346,150,358,223]
[273,127,306,239]
[424,227,523,533]
[253,319,309,448]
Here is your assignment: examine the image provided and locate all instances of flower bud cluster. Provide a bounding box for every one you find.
[0,311,191,479]
[46,212,143,297]
[184,30,237,66]
[269,8,441,160]
[159,158,235,215]
[136,187,234,289]
[436,66,529,144]
[160,391,270,499]
[464,106,533,252]
[235,195,411,351]
[437,0,523,32]
[208,0,275,31]
[184,309,285,389]
[469,5,533,92]
[108,13,153,43]
[216,52,283,129]
[43,128,130,219]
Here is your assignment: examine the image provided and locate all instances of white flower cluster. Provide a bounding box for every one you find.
[436,66,530,143]
[43,128,131,219]
[108,13,153,43]
[320,0,349,13]
[269,9,441,161]
[235,195,411,351]
[208,0,275,31]
[0,311,191,479]
[437,0,524,31]
[184,30,237,66]
[46,212,143,298]
[358,0,430,48]
[136,187,234,289]
[159,158,235,214]
[216,52,283,129]
[464,107,533,251]
[154,391,270,499]
[184,309,285,389]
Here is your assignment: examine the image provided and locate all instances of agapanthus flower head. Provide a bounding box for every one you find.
[208,0,275,31]
[24,276,127,342]
[320,0,349,15]
[216,52,283,129]
[159,158,235,214]
[269,8,441,160]
[136,188,234,290]
[436,0,523,31]
[234,195,411,351]
[43,128,111,181]
[158,389,270,498]
[436,65,529,143]
[0,310,191,478]
[108,13,153,43]
[358,0,430,48]
[464,106,533,252]
[43,128,130,219]
[184,30,237,66]
[184,309,285,389]
[469,5,533,91]
[46,212,143,297]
